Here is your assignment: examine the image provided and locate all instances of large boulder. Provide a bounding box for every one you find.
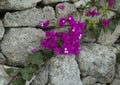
[0,20,5,40]
[4,7,56,27]
[76,43,116,83]
[110,79,120,85]
[0,53,6,64]
[0,0,41,11]
[31,55,82,85]
[1,28,45,66]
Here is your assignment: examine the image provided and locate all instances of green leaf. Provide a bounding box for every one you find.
[20,67,33,81]
[12,77,26,85]
[116,52,120,64]
[28,52,43,68]
[6,68,14,76]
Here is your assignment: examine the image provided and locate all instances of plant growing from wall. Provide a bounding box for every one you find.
[5,0,120,85]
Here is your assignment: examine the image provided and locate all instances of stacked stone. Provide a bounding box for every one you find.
[0,0,120,85]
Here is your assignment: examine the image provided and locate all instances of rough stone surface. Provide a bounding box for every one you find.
[0,53,6,64]
[0,65,10,85]
[4,7,56,27]
[82,76,96,85]
[42,0,78,4]
[31,66,49,85]
[110,79,120,85]
[0,0,41,10]
[56,3,80,21]
[1,28,45,66]
[76,43,116,83]
[0,20,5,40]
[94,83,106,85]
[32,55,82,85]
[115,63,120,79]
[98,23,120,46]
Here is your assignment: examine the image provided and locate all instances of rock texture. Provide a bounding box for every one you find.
[1,28,45,66]
[0,0,41,10]
[32,55,82,85]
[110,79,120,85]
[82,76,96,85]
[56,3,80,20]
[98,23,120,45]
[115,63,120,79]
[77,43,116,83]
[4,7,56,27]
[0,53,6,64]
[0,20,5,40]
[0,65,10,85]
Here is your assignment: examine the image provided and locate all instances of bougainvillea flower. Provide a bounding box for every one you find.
[57,4,65,10]
[108,0,114,7]
[59,18,66,27]
[40,20,50,28]
[102,18,110,28]
[31,48,39,53]
[85,8,101,17]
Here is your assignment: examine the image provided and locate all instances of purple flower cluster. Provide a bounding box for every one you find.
[85,8,100,17]
[102,18,110,28]
[40,15,86,55]
[108,0,114,7]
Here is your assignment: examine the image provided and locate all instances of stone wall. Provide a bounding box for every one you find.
[0,0,120,85]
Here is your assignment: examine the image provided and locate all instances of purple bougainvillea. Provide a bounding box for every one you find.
[108,0,114,7]
[40,15,86,55]
[57,4,65,10]
[40,20,50,28]
[102,18,110,28]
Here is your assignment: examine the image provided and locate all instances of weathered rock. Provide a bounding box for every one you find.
[110,79,120,85]
[0,20,5,40]
[31,66,49,85]
[4,7,56,27]
[32,55,82,85]
[115,63,120,79]
[1,28,45,66]
[98,23,120,46]
[94,83,106,85]
[76,43,116,83]
[42,0,78,4]
[0,53,6,64]
[55,3,80,21]
[115,0,120,12]
[82,76,96,85]
[0,65,10,85]
[0,0,41,11]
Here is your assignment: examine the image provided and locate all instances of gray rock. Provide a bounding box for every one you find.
[76,43,116,83]
[31,66,49,85]
[0,20,5,40]
[32,55,82,85]
[42,0,78,4]
[98,23,120,46]
[94,83,106,85]
[82,76,96,85]
[0,0,41,11]
[4,7,56,27]
[110,79,120,85]
[55,3,80,21]
[1,28,45,66]
[0,65,10,85]
[0,53,6,64]
[115,0,120,12]
[115,63,120,79]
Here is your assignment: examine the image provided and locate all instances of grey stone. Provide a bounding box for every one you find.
[94,83,106,85]
[98,22,120,46]
[0,0,41,11]
[0,53,6,64]
[0,20,5,40]
[42,0,78,4]
[0,65,10,85]
[31,66,49,85]
[115,0,120,12]
[32,55,82,85]
[115,63,120,79]
[82,76,96,85]
[76,43,116,83]
[110,79,120,85]
[1,28,45,66]
[55,3,80,21]
[4,7,56,27]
